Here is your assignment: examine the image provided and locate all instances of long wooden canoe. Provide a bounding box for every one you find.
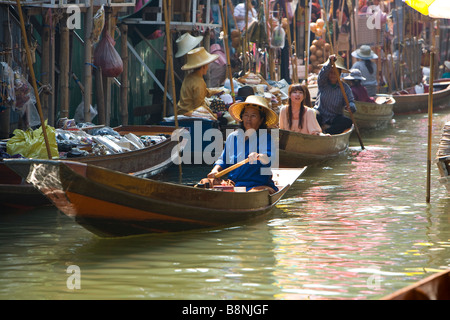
[278,127,353,167]
[0,125,186,209]
[391,83,450,114]
[4,159,305,237]
[344,99,395,130]
[435,121,450,193]
[382,269,450,300]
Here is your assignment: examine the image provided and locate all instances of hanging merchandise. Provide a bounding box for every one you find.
[94,29,123,77]
[92,5,105,44]
[0,62,15,112]
[270,24,285,49]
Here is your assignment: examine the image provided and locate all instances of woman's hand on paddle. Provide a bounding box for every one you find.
[207,165,222,178]
[249,152,270,165]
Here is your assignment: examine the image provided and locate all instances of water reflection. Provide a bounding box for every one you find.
[0,112,450,300]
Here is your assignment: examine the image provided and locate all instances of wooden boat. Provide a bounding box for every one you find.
[0,125,186,209]
[435,121,450,193]
[382,269,450,300]
[390,83,450,114]
[278,127,353,167]
[4,159,305,237]
[344,98,395,130]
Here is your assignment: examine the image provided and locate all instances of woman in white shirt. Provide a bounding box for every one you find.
[279,84,324,135]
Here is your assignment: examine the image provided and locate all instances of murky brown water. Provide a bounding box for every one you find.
[1,111,449,300]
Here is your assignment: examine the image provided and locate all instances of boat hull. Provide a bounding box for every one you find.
[436,121,450,193]
[382,269,450,300]
[0,125,185,209]
[345,100,394,129]
[392,84,450,114]
[278,127,352,167]
[5,159,305,237]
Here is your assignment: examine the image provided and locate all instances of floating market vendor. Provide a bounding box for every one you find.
[177,47,224,117]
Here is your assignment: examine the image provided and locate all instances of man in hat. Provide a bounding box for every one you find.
[314,54,356,135]
[177,47,224,116]
[351,45,378,96]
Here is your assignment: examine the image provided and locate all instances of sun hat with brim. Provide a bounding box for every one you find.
[175,33,203,58]
[319,55,350,73]
[181,47,219,71]
[351,45,378,60]
[343,69,366,81]
[228,95,278,127]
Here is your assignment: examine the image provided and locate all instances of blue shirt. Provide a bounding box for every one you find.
[314,62,356,124]
[215,129,278,192]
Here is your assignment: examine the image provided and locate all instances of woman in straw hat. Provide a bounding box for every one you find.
[279,83,325,135]
[351,45,378,96]
[314,54,356,135]
[177,47,224,116]
[342,69,375,103]
[204,95,279,194]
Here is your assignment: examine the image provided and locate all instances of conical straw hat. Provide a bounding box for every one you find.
[181,47,219,71]
[175,33,203,58]
[228,95,278,127]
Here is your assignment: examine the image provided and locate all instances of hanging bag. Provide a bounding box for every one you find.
[94,29,123,77]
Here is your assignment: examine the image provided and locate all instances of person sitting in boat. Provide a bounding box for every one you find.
[279,83,326,135]
[204,95,279,194]
[314,54,356,135]
[342,69,375,103]
[351,45,378,97]
[443,61,450,79]
[177,47,224,117]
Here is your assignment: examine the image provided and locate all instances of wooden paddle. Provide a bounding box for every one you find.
[215,157,251,178]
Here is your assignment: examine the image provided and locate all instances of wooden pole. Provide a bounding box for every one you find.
[219,0,235,103]
[426,51,434,203]
[163,0,178,121]
[41,11,50,122]
[95,66,105,124]
[83,1,93,123]
[163,0,181,180]
[16,0,52,159]
[120,23,129,125]
[60,17,70,119]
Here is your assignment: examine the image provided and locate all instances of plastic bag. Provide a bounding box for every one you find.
[6,121,59,159]
[74,100,98,123]
[270,25,285,49]
[94,29,123,77]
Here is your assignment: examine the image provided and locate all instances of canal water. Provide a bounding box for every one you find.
[1,110,449,300]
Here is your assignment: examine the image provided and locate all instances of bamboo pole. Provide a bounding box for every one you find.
[120,23,129,125]
[163,0,178,122]
[83,1,93,123]
[60,17,70,119]
[41,12,50,122]
[305,0,310,82]
[95,66,105,124]
[426,51,434,203]
[219,0,235,102]
[16,0,52,159]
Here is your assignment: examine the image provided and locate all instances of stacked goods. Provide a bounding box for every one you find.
[309,38,331,74]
